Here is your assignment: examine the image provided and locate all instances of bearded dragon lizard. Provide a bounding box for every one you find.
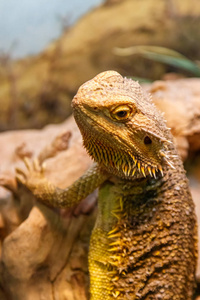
[16,71,197,299]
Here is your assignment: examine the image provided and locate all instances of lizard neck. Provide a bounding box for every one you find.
[97,175,164,234]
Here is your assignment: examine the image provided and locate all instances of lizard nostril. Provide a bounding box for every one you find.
[144,136,152,145]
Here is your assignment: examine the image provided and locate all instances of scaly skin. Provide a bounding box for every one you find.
[16,71,197,299]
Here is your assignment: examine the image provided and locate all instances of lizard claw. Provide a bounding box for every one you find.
[33,158,42,172]
[15,157,48,193]
[41,162,46,172]
[15,167,26,184]
[24,157,33,171]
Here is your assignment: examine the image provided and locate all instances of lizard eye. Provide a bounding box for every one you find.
[116,110,127,118]
[111,105,132,121]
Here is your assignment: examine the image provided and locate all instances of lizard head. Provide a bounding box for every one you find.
[72,71,174,179]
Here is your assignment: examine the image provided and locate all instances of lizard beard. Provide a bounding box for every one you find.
[83,134,164,179]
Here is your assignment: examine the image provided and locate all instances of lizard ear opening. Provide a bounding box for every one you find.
[144,136,152,145]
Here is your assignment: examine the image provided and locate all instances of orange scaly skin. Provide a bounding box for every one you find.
[17,71,197,299]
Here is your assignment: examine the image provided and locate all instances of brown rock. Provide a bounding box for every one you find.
[0,116,93,300]
[145,78,200,159]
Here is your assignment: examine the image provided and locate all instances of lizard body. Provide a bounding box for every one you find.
[16,71,197,299]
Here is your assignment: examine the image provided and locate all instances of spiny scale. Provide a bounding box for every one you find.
[158,165,164,176]
[141,166,146,177]
[148,166,152,176]
[108,227,119,235]
[152,167,156,179]
[131,168,136,176]
[108,232,123,295]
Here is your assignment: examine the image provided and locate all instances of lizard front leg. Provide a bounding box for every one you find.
[16,158,108,208]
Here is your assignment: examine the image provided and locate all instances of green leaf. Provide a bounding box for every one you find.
[113,46,200,76]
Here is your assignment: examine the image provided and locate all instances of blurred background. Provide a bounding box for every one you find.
[0,0,200,131]
[0,0,103,59]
